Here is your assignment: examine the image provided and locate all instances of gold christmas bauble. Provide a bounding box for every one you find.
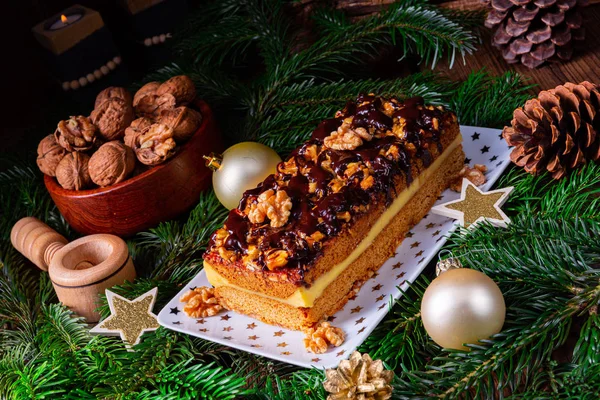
[205,142,281,210]
[421,268,505,350]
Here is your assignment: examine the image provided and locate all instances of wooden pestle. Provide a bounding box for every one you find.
[11,217,136,323]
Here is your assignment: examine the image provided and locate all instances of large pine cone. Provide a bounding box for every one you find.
[484,0,589,68]
[503,81,600,179]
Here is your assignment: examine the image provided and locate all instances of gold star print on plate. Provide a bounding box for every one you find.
[432,179,513,228]
[90,288,159,348]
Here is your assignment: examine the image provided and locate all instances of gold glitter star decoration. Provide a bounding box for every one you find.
[90,288,160,349]
[432,179,513,228]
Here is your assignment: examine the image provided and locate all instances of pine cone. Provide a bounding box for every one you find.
[323,351,393,400]
[483,0,589,68]
[503,81,600,179]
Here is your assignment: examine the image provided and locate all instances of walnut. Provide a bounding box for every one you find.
[124,117,152,148]
[133,80,176,119]
[337,211,351,222]
[359,167,374,190]
[382,99,397,117]
[156,75,196,106]
[323,120,372,151]
[180,286,223,318]
[212,228,229,247]
[95,86,132,109]
[450,164,488,192]
[324,130,362,151]
[55,152,92,190]
[303,322,345,354]
[135,93,176,119]
[344,162,360,178]
[36,134,67,176]
[329,178,344,193]
[133,81,161,108]
[302,144,319,163]
[246,189,292,228]
[89,141,136,187]
[158,106,202,143]
[382,144,400,160]
[54,116,97,152]
[90,97,135,141]
[311,231,325,242]
[265,249,289,270]
[277,158,298,175]
[134,123,177,166]
[361,175,374,190]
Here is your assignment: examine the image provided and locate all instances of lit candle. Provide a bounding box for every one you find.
[48,13,83,31]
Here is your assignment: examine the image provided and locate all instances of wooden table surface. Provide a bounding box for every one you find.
[432,0,600,93]
[328,0,600,93]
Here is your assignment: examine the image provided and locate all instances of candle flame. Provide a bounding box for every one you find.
[61,14,68,23]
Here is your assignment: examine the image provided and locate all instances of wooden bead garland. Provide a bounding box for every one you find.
[61,56,122,91]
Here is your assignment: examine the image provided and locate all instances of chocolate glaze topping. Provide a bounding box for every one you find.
[206,94,455,283]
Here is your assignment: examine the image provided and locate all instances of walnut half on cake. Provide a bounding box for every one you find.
[203,94,465,331]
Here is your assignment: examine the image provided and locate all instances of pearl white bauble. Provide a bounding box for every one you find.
[211,142,281,210]
[421,268,505,350]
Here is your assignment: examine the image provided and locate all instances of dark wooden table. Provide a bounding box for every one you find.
[434,0,600,93]
[321,0,600,93]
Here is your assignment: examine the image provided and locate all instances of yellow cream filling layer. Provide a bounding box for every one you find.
[205,134,463,307]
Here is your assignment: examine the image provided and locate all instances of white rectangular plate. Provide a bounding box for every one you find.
[158,126,511,368]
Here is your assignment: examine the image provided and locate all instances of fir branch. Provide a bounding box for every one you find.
[0,243,44,353]
[500,162,600,220]
[269,73,452,108]
[260,2,476,110]
[172,0,257,66]
[246,0,291,72]
[133,190,227,281]
[571,312,600,373]
[35,304,92,391]
[231,352,300,389]
[137,360,250,399]
[310,6,350,34]
[0,354,67,400]
[0,158,71,239]
[359,279,436,371]
[255,74,453,153]
[247,369,327,400]
[90,328,191,398]
[449,69,534,128]
[446,217,600,294]
[174,0,247,38]
[176,15,257,65]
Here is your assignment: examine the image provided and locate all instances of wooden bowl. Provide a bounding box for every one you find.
[45,100,222,237]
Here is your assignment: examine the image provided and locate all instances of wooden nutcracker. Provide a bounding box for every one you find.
[11,217,136,323]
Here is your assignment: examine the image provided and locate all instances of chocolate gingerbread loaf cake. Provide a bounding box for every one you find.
[203,94,465,330]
